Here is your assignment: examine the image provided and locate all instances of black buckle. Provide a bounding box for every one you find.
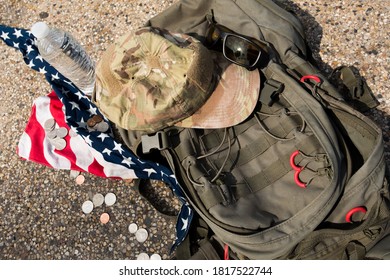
[141,131,169,154]
[260,79,284,106]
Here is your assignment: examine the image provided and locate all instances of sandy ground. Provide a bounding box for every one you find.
[0,0,389,260]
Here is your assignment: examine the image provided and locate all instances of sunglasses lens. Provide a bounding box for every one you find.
[224,35,261,68]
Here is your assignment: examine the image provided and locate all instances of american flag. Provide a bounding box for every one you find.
[0,25,193,251]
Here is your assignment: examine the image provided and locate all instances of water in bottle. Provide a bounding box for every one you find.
[31,22,95,95]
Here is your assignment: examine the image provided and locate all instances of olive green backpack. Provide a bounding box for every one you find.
[116,0,390,259]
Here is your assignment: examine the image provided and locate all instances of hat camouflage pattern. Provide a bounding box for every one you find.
[93,26,260,132]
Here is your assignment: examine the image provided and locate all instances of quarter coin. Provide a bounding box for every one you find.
[135,228,148,243]
[53,138,67,150]
[128,223,138,234]
[56,127,68,138]
[47,129,58,139]
[44,118,56,131]
[150,253,161,260]
[96,122,109,132]
[69,170,80,179]
[136,253,150,260]
[92,193,104,207]
[69,129,78,137]
[104,192,117,206]
[82,200,94,214]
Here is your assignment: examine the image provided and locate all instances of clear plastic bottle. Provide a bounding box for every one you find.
[31,22,95,95]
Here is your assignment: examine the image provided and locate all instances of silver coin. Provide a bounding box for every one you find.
[87,126,96,132]
[53,138,67,150]
[69,170,81,179]
[150,253,161,260]
[69,129,78,137]
[128,223,138,234]
[47,130,58,139]
[92,193,104,207]
[135,228,148,243]
[104,192,117,206]
[96,122,109,132]
[82,200,94,214]
[56,127,68,138]
[44,118,56,131]
[136,253,150,260]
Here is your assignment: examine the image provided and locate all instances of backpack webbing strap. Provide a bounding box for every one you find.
[198,134,322,209]
[331,66,379,112]
[342,241,367,260]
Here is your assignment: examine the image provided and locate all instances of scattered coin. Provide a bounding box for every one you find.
[47,129,58,139]
[44,119,70,150]
[44,118,56,131]
[87,114,110,133]
[150,254,162,260]
[82,200,94,214]
[135,228,148,243]
[75,174,85,185]
[92,193,104,207]
[128,223,138,234]
[136,253,150,260]
[69,170,81,179]
[104,192,117,206]
[69,129,78,137]
[95,122,109,132]
[56,127,68,138]
[87,118,97,128]
[52,138,67,150]
[100,213,110,224]
[92,114,103,123]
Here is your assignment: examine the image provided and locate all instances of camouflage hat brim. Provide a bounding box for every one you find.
[93,27,260,132]
[175,51,260,129]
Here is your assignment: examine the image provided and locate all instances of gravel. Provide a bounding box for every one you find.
[0,0,389,259]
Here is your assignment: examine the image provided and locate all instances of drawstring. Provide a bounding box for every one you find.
[185,128,232,186]
[255,108,306,141]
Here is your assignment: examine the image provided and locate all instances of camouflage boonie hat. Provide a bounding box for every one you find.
[93,26,260,132]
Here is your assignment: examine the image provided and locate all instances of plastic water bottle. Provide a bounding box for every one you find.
[31,22,95,95]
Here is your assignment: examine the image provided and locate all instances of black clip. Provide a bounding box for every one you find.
[141,131,169,154]
[260,79,284,107]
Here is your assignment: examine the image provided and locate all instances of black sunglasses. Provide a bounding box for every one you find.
[205,23,266,70]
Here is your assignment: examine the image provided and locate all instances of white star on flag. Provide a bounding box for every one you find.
[97,133,109,142]
[102,148,112,156]
[143,168,157,176]
[0,31,9,40]
[113,142,124,154]
[69,101,80,110]
[181,218,189,231]
[13,29,22,38]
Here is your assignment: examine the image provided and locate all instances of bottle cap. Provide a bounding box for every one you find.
[31,22,50,39]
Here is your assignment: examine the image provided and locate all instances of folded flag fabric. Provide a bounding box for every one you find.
[0,24,192,251]
[18,90,126,178]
